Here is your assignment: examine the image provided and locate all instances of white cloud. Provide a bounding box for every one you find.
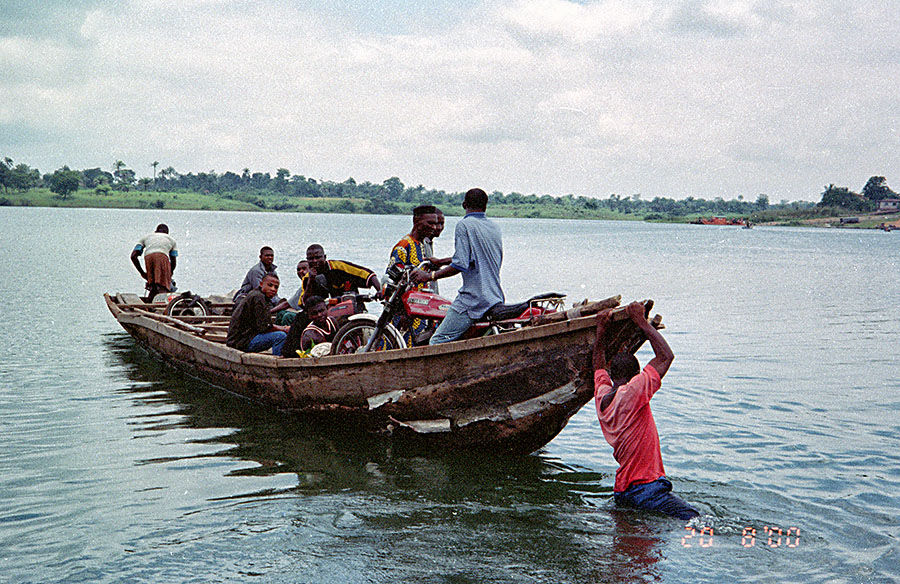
[1,0,899,200]
[497,0,657,42]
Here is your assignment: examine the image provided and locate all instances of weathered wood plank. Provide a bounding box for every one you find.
[529,295,621,325]
[115,293,144,305]
[131,308,208,335]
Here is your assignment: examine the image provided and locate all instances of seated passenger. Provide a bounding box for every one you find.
[299,296,338,352]
[225,274,289,356]
[301,244,381,302]
[271,259,310,325]
[233,246,282,308]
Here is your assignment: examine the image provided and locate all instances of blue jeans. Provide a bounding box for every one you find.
[429,306,476,345]
[247,331,287,356]
[614,477,699,520]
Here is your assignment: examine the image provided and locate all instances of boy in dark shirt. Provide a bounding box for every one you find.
[226,274,289,356]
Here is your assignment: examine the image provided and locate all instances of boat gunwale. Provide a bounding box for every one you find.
[104,293,624,370]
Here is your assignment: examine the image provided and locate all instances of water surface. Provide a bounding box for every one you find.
[1,207,898,582]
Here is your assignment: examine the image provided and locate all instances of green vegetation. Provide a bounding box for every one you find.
[2,156,896,227]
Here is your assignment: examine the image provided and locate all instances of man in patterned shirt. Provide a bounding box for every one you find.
[386,205,445,345]
[388,205,440,282]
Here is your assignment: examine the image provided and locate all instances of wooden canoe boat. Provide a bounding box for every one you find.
[104,292,661,454]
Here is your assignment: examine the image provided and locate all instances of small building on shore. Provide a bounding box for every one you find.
[877,198,900,213]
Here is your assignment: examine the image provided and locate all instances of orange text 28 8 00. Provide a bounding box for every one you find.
[681,525,800,548]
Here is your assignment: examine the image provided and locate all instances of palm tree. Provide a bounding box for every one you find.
[150,161,160,192]
[113,160,125,186]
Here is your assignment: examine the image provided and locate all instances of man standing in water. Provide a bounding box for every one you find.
[593,303,699,520]
[131,223,177,302]
[413,188,504,344]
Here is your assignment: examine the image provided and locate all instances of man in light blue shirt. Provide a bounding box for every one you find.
[413,188,504,344]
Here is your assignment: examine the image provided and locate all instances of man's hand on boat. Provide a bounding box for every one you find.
[595,301,650,342]
[624,301,651,329]
[595,308,612,331]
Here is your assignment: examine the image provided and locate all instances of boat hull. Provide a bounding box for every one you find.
[106,293,649,454]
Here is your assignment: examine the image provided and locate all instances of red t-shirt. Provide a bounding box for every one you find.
[594,364,665,493]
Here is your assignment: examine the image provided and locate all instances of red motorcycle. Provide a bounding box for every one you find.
[330,262,564,355]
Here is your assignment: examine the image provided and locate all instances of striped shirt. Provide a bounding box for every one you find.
[301,260,376,298]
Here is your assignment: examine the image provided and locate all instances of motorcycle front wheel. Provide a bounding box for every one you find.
[164,294,211,317]
[330,318,406,355]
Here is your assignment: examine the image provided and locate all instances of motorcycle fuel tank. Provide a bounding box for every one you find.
[403,289,451,319]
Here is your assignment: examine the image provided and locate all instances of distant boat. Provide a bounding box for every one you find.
[693,217,748,226]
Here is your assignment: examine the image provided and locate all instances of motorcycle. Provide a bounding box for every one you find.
[330,261,565,355]
[163,287,370,325]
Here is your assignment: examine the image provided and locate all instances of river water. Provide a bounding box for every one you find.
[1,206,898,583]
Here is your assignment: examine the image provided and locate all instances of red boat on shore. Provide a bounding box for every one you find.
[694,216,748,226]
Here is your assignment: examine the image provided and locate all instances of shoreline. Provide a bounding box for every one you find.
[2,189,897,230]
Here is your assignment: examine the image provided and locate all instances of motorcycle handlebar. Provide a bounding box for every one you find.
[330,292,377,305]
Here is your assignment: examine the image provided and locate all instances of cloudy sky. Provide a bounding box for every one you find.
[2,0,897,201]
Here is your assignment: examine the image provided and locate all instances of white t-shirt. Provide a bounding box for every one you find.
[135,232,177,257]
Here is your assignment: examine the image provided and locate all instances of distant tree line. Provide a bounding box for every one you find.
[3,155,893,219]
[818,177,897,212]
[0,157,41,193]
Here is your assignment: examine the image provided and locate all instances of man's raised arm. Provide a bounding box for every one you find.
[592,309,612,373]
[625,302,674,379]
